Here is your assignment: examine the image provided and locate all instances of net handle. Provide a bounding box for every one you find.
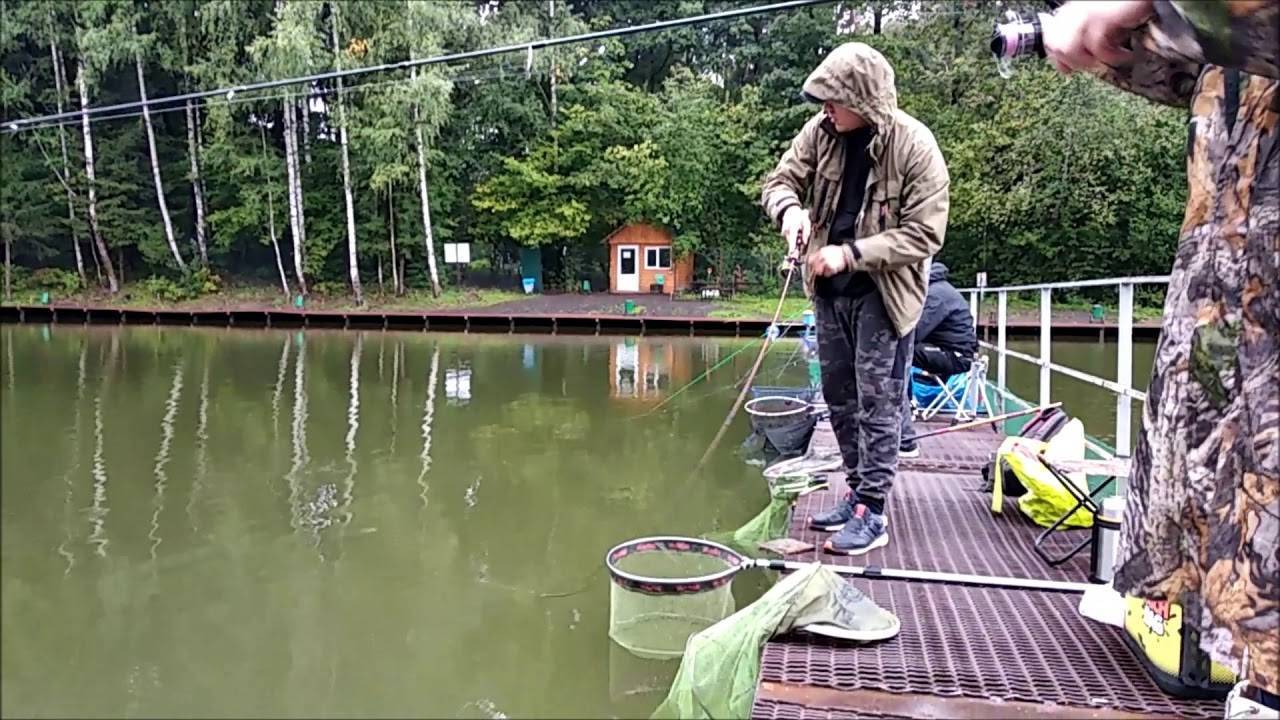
[749,558,1091,594]
[606,536,1092,595]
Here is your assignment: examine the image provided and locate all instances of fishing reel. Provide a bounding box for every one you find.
[990,12,1046,63]
[989,2,1061,77]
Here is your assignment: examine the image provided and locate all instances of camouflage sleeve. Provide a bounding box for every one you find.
[1155,0,1279,79]
[1092,0,1278,107]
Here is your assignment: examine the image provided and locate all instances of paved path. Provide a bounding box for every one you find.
[483,293,723,318]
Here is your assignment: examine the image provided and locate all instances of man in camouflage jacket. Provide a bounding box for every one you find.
[1045,0,1278,700]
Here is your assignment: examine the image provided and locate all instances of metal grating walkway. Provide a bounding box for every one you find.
[754,422,1225,719]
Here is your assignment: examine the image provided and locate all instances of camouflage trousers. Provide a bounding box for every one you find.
[814,290,913,509]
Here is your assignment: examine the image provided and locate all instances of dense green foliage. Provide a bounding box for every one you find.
[0,0,1187,302]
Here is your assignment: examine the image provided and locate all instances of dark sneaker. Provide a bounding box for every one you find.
[808,491,854,531]
[824,504,888,555]
[899,443,920,459]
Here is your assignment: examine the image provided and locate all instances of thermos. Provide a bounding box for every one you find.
[1090,495,1125,584]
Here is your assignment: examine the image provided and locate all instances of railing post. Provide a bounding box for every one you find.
[997,290,1008,418]
[969,291,979,330]
[1116,283,1134,461]
[1040,288,1052,407]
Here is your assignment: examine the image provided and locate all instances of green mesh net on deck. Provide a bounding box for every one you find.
[651,563,892,720]
[706,483,802,556]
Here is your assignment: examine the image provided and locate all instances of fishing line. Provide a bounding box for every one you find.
[632,307,808,420]
[693,248,805,474]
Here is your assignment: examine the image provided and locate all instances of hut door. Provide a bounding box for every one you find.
[616,245,639,292]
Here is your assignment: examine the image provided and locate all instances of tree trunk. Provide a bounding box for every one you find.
[377,256,384,295]
[135,51,186,273]
[874,5,882,34]
[331,3,363,305]
[194,106,210,221]
[3,227,10,301]
[388,188,400,295]
[185,100,209,266]
[300,94,311,166]
[261,126,291,299]
[77,60,117,293]
[282,97,307,295]
[50,31,86,285]
[411,72,442,297]
[548,0,557,125]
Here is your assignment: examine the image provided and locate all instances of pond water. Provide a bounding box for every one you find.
[0,324,1152,717]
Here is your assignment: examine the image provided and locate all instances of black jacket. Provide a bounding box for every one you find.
[915,262,976,355]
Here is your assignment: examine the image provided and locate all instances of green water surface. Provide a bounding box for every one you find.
[0,324,1152,718]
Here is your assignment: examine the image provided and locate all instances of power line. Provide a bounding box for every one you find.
[2,0,836,134]
[12,63,520,134]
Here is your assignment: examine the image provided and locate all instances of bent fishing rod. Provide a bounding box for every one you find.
[693,237,807,475]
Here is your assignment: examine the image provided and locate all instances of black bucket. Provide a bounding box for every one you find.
[745,396,816,458]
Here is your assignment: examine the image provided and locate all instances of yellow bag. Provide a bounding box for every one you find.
[990,419,1093,528]
[1122,596,1236,699]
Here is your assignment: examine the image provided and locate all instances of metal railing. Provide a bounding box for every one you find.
[957,275,1169,458]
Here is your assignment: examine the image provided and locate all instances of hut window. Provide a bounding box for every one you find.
[644,246,671,269]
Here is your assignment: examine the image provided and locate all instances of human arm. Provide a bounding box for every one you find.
[761,117,820,255]
[1044,0,1278,107]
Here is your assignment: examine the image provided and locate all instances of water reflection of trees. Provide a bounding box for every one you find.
[149,360,184,561]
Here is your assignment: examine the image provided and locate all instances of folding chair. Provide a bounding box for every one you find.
[1031,454,1131,566]
[916,355,995,423]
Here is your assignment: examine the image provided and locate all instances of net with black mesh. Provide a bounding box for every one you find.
[606,538,745,660]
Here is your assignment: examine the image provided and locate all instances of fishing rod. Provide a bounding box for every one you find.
[693,242,806,474]
[607,536,1092,595]
[902,402,1062,444]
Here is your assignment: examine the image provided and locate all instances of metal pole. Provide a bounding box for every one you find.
[1039,287,1052,407]
[1115,283,1134,464]
[755,558,1091,594]
[969,290,979,330]
[997,290,1008,421]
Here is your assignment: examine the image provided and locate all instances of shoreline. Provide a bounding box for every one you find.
[1,298,1163,340]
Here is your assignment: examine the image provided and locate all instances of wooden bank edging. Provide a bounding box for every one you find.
[0,303,795,338]
[0,303,1160,340]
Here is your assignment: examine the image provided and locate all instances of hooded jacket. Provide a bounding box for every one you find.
[760,43,950,337]
[914,262,976,355]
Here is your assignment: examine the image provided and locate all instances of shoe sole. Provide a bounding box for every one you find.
[809,521,846,532]
[808,516,890,533]
[823,532,889,556]
[801,615,902,643]
[899,449,920,458]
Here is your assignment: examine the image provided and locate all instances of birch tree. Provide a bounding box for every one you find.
[48,15,86,284]
[133,25,187,273]
[329,1,362,305]
[72,9,118,293]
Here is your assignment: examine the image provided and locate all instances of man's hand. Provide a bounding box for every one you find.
[1043,0,1154,74]
[781,206,812,258]
[807,245,848,278]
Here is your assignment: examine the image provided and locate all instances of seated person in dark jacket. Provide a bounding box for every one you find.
[900,262,977,456]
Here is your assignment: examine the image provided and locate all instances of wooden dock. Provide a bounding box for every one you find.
[0,302,1160,340]
[751,419,1224,719]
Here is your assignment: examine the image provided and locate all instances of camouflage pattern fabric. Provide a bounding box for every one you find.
[1095,0,1279,694]
[814,292,912,507]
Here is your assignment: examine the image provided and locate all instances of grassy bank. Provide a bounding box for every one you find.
[1,281,525,313]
